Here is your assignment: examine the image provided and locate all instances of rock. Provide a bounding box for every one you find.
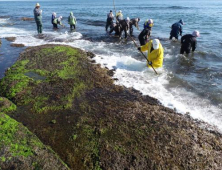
[1,45,222,170]
[10,43,25,47]
[87,51,96,58]
[21,17,34,21]
[0,97,69,170]
[5,37,16,42]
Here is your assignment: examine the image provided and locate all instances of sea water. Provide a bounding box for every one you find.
[0,0,222,131]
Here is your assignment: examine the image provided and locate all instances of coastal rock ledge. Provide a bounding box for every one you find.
[0,44,222,170]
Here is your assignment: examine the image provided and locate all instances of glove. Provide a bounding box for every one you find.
[148,61,152,65]
[138,47,141,51]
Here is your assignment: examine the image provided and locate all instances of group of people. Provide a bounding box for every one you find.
[33,3,77,34]
[33,2,200,71]
[105,10,200,69]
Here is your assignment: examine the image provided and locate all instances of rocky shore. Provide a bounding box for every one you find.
[0,44,222,170]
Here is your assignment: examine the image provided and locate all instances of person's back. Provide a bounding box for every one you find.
[170,19,184,40]
[180,31,200,54]
[116,10,123,21]
[68,12,76,30]
[68,12,76,25]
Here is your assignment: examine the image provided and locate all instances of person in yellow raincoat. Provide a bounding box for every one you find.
[138,39,164,68]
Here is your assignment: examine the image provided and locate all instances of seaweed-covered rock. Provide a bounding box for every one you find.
[0,97,69,170]
[1,45,222,170]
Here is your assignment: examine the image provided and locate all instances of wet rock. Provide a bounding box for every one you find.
[87,51,95,58]
[0,97,69,170]
[21,17,34,21]
[5,37,16,42]
[1,45,222,170]
[10,43,25,47]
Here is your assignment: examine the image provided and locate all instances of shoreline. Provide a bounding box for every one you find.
[0,44,222,169]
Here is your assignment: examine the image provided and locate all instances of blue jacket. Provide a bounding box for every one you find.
[170,21,183,37]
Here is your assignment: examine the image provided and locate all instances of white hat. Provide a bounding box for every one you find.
[148,19,153,24]
[152,39,160,50]
[36,3,40,7]
[119,10,122,13]
[59,16,62,19]
[192,30,200,37]
[126,17,130,21]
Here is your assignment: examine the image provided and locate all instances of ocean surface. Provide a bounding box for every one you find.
[0,0,222,131]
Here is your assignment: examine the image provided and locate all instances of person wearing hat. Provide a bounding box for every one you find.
[68,12,77,31]
[51,12,57,29]
[169,19,184,40]
[138,39,164,68]
[33,3,42,34]
[180,30,200,54]
[138,19,154,45]
[53,16,64,29]
[116,10,123,22]
[106,10,114,32]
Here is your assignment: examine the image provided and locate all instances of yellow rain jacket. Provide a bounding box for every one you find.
[141,40,164,68]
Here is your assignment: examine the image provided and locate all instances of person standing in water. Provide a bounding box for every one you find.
[180,30,200,54]
[51,12,57,29]
[170,19,184,40]
[33,3,42,34]
[138,19,154,45]
[138,39,164,68]
[53,16,64,29]
[105,10,114,32]
[116,10,123,22]
[68,12,77,31]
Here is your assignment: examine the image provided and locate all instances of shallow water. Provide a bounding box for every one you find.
[0,0,222,131]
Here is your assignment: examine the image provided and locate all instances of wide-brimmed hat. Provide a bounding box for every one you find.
[36,3,40,7]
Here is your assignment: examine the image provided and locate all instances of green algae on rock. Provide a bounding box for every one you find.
[1,45,222,170]
[0,97,69,170]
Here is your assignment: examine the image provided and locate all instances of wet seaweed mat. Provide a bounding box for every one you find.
[1,45,222,170]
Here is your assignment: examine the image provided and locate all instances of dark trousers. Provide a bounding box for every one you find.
[70,24,76,30]
[106,18,113,31]
[36,21,42,34]
[138,36,147,46]
[180,46,191,54]
[53,23,58,29]
[169,35,178,40]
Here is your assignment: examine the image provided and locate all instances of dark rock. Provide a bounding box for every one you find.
[87,51,96,58]
[10,43,25,47]
[5,37,16,42]
[21,17,34,21]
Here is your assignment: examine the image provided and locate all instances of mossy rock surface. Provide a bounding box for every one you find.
[1,45,222,170]
[0,97,69,170]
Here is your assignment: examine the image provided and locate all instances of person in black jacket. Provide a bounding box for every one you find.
[138,19,153,45]
[180,30,200,54]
